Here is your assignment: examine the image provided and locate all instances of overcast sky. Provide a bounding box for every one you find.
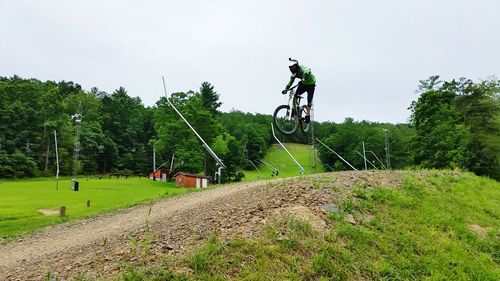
[1,0,499,123]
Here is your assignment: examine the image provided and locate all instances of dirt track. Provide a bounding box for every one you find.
[0,171,402,280]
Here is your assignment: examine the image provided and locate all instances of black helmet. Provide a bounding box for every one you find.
[288,58,299,73]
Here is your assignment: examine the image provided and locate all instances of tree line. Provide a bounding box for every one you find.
[0,75,498,181]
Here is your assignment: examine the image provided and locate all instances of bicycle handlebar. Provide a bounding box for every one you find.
[282,84,299,94]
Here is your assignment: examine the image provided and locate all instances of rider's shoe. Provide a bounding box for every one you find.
[305,115,310,123]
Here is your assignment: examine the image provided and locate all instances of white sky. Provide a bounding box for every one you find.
[1,0,499,123]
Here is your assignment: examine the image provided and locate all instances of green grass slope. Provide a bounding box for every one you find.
[243,143,325,181]
[0,177,190,242]
[122,171,500,280]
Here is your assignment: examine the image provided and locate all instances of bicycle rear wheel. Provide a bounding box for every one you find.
[273,105,299,135]
[299,105,311,133]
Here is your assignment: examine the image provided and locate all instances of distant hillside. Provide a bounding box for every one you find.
[243,143,325,181]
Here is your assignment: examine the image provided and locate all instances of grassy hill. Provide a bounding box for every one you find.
[243,143,325,181]
[121,171,499,280]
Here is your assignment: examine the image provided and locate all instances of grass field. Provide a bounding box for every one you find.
[0,177,190,242]
[243,143,325,181]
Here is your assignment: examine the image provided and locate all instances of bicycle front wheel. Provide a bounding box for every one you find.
[273,105,299,135]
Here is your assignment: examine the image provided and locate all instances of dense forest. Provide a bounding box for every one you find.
[0,75,498,181]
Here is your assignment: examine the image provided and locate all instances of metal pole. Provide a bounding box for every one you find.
[257,159,278,175]
[261,159,279,172]
[72,102,82,188]
[54,130,59,191]
[355,150,378,169]
[310,103,317,173]
[153,142,156,172]
[316,156,334,171]
[162,77,225,183]
[362,141,367,170]
[170,153,175,171]
[162,77,225,168]
[271,123,304,175]
[316,138,358,171]
[383,129,391,169]
[246,159,262,178]
[367,151,387,170]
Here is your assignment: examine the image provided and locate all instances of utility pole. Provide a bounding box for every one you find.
[383,129,391,170]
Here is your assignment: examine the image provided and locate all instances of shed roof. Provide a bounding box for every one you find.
[174,172,211,179]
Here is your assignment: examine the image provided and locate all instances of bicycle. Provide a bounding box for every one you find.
[272,84,311,135]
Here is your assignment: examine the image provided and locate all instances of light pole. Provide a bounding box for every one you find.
[383,129,391,170]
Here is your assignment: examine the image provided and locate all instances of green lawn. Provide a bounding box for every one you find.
[243,143,325,181]
[0,177,189,242]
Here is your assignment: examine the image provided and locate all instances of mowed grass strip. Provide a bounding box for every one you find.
[120,171,499,280]
[243,143,324,181]
[0,177,189,242]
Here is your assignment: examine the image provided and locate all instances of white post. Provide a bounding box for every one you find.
[355,151,377,169]
[271,123,304,175]
[257,160,278,175]
[246,159,262,178]
[54,130,60,191]
[367,151,387,170]
[316,138,358,171]
[162,77,225,183]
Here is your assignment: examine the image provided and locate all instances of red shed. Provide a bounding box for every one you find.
[149,168,171,182]
[175,172,210,188]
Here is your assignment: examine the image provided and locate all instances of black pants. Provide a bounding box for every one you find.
[295,82,315,107]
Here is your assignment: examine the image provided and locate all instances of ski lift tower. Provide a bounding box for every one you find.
[162,77,226,183]
[382,129,391,170]
[71,102,82,191]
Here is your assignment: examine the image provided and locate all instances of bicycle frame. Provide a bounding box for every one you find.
[285,86,302,119]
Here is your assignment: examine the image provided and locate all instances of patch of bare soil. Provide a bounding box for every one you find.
[38,209,59,216]
[0,171,402,280]
[271,205,328,232]
[468,224,487,238]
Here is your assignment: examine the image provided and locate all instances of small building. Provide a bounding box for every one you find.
[149,168,171,182]
[175,172,210,188]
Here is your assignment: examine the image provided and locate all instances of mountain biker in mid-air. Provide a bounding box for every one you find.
[282,58,316,123]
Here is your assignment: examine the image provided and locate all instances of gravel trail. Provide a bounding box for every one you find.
[0,171,402,280]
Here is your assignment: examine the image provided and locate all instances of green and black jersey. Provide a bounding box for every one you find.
[286,65,316,89]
